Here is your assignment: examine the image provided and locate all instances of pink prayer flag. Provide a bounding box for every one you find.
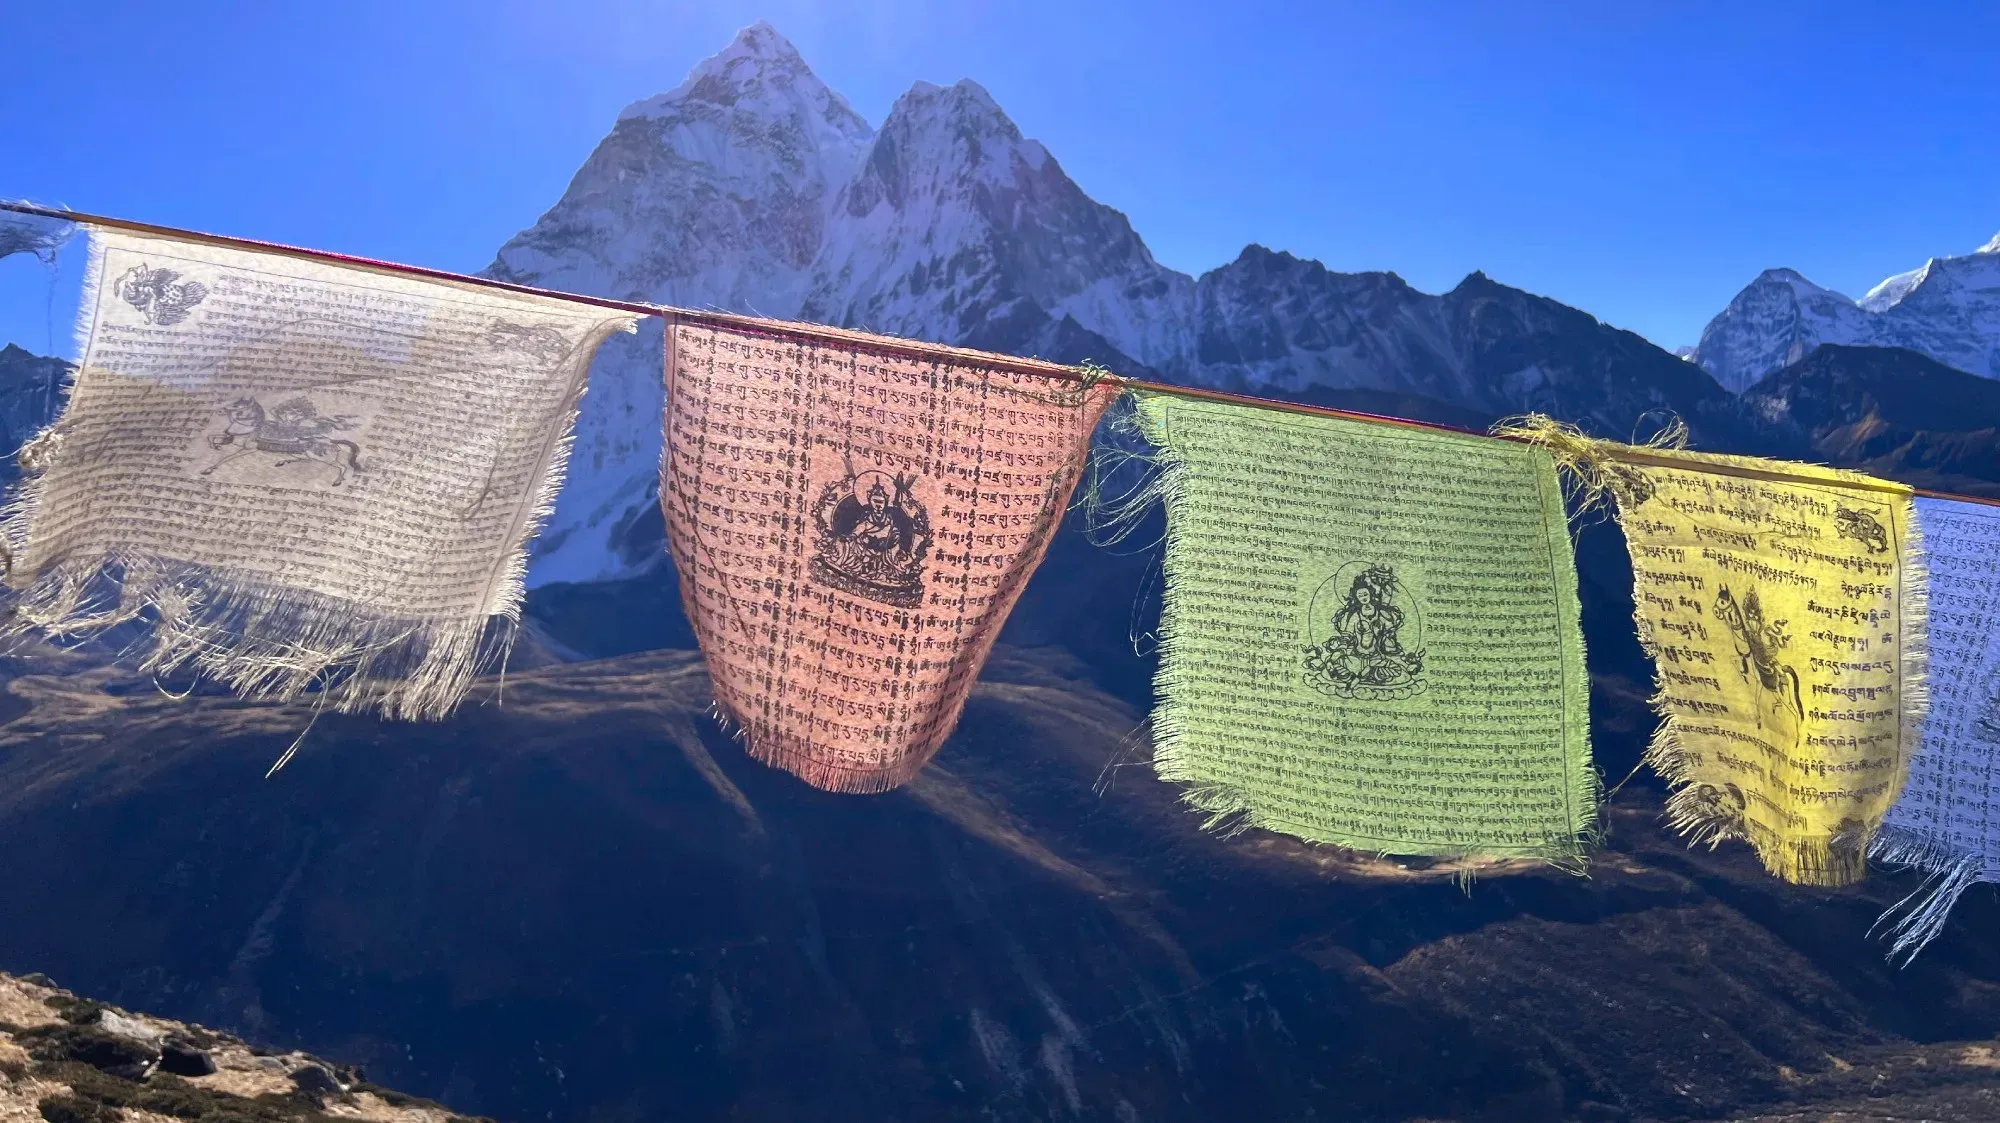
[662,318,1117,792]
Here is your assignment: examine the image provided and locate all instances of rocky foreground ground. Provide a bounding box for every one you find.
[0,972,483,1123]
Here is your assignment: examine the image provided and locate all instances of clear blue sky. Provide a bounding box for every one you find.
[2,0,1995,357]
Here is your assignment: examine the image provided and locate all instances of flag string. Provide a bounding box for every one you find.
[8,199,1997,510]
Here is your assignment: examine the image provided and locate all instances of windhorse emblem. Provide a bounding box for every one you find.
[1713,584,1803,738]
[810,467,933,608]
[1303,562,1426,700]
[204,397,364,486]
[115,264,208,326]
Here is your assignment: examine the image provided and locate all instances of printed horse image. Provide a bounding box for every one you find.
[1713,585,1804,735]
[203,397,363,486]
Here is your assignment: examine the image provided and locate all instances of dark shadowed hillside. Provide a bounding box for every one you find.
[8,648,2000,1121]
[1744,343,2000,496]
[0,342,67,482]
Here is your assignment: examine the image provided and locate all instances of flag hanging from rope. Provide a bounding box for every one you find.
[1872,497,2000,959]
[1507,419,1925,886]
[1,227,637,719]
[662,318,1117,793]
[1119,391,1597,866]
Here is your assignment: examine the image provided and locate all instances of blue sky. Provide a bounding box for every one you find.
[2,0,1995,356]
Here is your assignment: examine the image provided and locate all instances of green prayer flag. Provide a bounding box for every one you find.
[1130,391,1597,866]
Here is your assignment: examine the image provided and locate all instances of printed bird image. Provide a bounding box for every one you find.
[114,263,208,326]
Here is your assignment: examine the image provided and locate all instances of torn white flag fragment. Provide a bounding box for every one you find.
[0,206,75,264]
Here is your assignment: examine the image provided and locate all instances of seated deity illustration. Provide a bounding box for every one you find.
[810,468,934,608]
[1303,562,1426,700]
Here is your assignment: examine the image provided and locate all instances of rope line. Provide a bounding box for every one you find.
[9,199,1998,509]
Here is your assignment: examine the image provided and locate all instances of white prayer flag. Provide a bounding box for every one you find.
[1,227,636,719]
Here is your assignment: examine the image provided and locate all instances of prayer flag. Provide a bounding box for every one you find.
[661,318,1117,793]
[1511,420,1924,886]
[1125,391,1597,865]
[1,227,637,719]
[1872,497,2000,958]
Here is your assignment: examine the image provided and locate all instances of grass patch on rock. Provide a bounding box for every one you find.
[35,1093,123,1123]
[17,1025,154,1074]
[41,996,105,1026]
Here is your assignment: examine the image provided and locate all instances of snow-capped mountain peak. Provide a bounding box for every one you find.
[1695,238,2000,392]
[903,77,1004,119]
[497,23,1777,590]
[487,25,875,586]
[1762,267,1854,303]
[803,75,1193,369]
[1688,268,1873,392]
[490,23,871,311]
[843,79,1030,207]
[616,21,866,150]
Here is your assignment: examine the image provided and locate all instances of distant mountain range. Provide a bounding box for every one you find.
[1690,234,2000,393]
[486,23,1810,589]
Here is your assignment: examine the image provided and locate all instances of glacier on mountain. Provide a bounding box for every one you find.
[1860,267,1925,313]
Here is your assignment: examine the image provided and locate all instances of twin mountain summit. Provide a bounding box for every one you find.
[14,21,2000,597]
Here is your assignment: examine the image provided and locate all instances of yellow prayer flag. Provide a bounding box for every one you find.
[1506,419,1925,886]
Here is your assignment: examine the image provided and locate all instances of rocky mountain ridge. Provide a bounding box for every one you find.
[1742,344,2000,496]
